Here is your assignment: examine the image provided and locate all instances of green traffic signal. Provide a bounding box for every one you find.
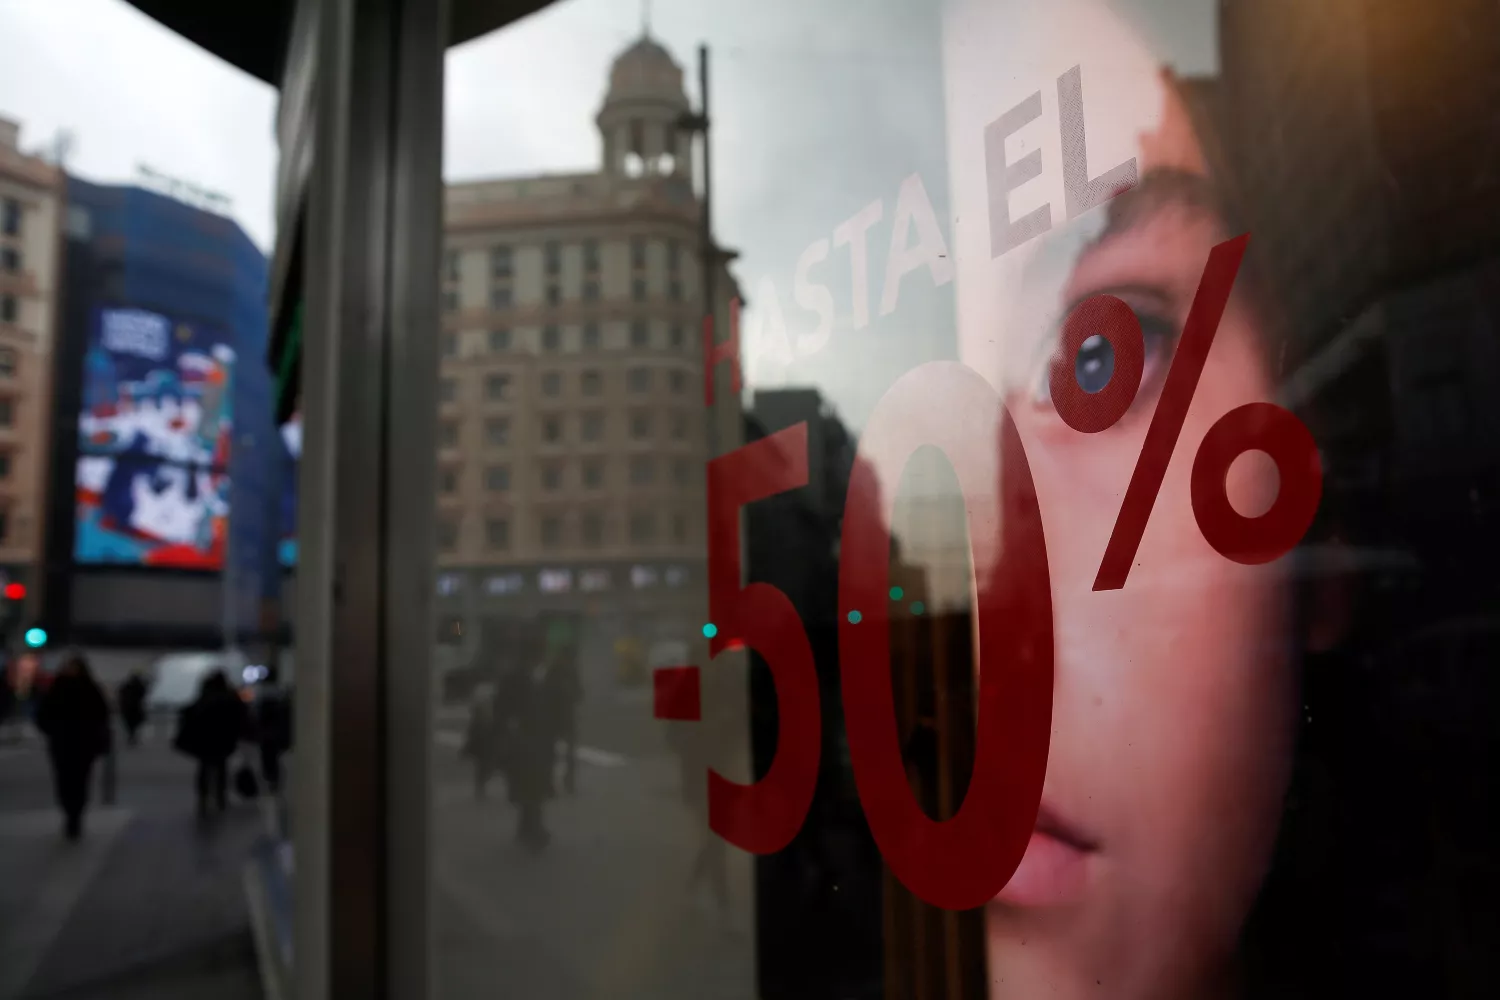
[24,628,47,649]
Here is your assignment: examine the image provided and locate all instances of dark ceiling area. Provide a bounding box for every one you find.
[126,1,294,85]
[126,0,557,87]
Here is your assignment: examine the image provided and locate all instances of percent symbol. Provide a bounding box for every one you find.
[1048,234,1324,591]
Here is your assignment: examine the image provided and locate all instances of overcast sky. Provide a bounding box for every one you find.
[1,0,964,436]
[0,0,278,246]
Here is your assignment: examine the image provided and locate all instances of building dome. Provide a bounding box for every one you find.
[597,34,692,180]
[606,35,687,108]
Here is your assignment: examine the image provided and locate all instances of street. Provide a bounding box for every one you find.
[0,724,263,1000]
[0,680,759,1000]
[430,689,759,1000]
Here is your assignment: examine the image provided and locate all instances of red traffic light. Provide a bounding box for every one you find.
[3,583,25,600]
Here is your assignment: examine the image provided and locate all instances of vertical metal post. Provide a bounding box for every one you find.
[692,44,721,460]
[698,43,714,333]
[294,0,444,997]
[383,0,446,996]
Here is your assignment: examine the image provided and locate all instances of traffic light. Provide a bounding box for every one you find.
[24,628,47,649]
[2,583,23,600]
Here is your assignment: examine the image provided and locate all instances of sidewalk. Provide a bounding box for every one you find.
[431,739,758,1000]
[0,730,263,1000]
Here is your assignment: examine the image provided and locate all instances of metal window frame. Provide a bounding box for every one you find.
[293,0,446,997]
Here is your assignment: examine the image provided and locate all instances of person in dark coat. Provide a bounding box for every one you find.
[673,662,736,917]
[0,659,15,733]
[251,666,292,793]
[552,650,583,795]
[35,653,111,840]
[174,671,248,817]
[461,681,500,801]
[117,671,148,746]
[493,644,569,850]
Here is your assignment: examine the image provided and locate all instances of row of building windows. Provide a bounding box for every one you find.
[437,455,697,494]
[437,508,692,552]
[0,246,21,273]
[442,320,693,354]
[0,295,16,325]
[442,278,686,312]
[439,368,693,405]
[446,236,683,283]
[440,363,690,396]
[437,410,696,448]
[1,199,20,238]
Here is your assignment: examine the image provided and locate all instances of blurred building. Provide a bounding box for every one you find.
[0,117,63,618]
[1212,0,1500,621]
[1207,4,1500,993]
[741,386,933,999]
[890,491,973,613]
[432,34,742,657]
[40,173,277,647]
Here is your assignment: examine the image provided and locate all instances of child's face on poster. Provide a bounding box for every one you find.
[942,3,1301,997]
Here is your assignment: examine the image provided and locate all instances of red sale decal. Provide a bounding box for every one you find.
[840,362,1054,912]
[704,424,822,855]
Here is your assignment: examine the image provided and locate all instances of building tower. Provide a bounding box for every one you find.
[596,34,694,183]
[435,33,742,666]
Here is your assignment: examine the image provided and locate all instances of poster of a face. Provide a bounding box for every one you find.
[940,1,1500,997]
[74,307,236,569]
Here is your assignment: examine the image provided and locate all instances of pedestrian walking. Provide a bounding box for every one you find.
[34,653,111,840]
[173,671,248,818]
[461,681,500,801]
[251,666,292,793]
[99,719,117,806]
[552,647,583,795]
[0,656,15,739]
[493,634,568,850]
[673,663,735,919]
[12,651,40,727]
[117,671,147,746]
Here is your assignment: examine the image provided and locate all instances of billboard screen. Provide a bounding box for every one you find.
[278,413,299,567]
[74,307,234,569]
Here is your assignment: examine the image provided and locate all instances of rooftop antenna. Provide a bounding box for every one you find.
[49,129,75,169]
[641,0,652,36]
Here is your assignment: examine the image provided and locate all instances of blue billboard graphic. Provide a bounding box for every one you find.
[278,414,299,567]
[75,307,235,569]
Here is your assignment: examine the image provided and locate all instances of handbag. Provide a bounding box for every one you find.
[234,754,261,800]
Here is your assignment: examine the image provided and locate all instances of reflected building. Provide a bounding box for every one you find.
[434,34,742,663]
[741,386,940,998]
[1208,0,1500,613]
[0,117,63,613]
[1194,4,1500,994]
[890,490,973,613]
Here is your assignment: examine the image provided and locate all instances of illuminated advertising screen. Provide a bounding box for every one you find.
[278,413,300,567]
[74,307,234,569]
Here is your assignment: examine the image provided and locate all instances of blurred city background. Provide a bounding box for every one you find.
[1,0,1498,998]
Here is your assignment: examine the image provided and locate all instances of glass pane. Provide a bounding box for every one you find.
[0,1,281,997]
[429,1,1500,999]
